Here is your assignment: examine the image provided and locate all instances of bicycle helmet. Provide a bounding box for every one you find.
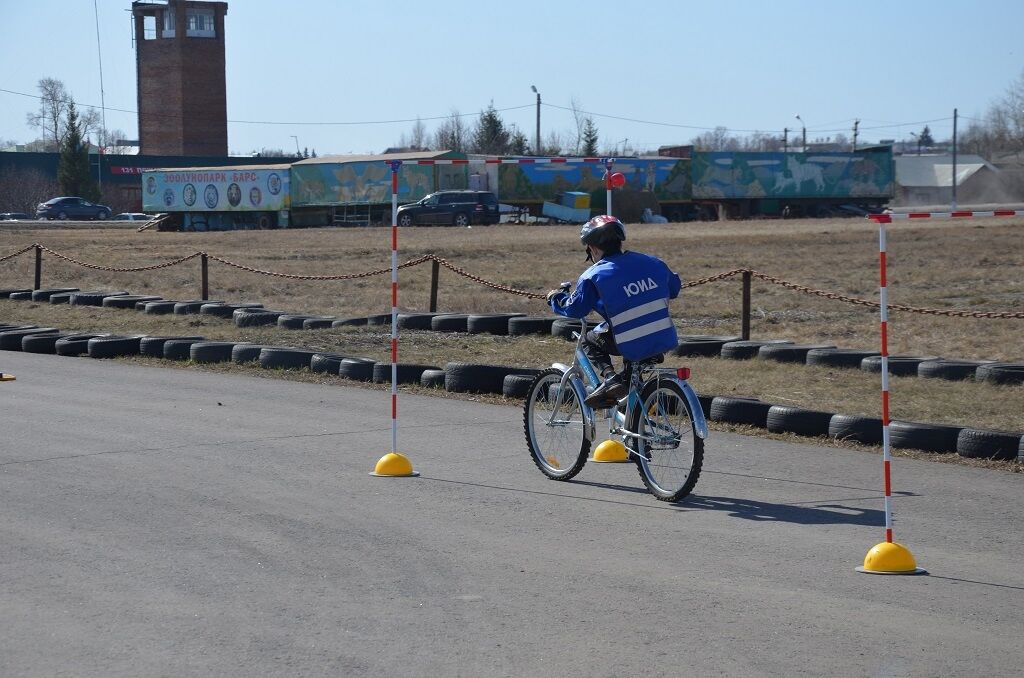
[580,215,626,260]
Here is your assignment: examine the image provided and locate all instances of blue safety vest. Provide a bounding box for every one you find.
[550,251,681,361]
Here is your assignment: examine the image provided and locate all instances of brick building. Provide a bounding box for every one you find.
[131,0,229,156]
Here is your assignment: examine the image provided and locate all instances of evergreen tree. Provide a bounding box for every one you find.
[509,128,529,155]
[581,117,599,156]
[470,103,511,155]
[919,125,934,147]
[57,101,99,201]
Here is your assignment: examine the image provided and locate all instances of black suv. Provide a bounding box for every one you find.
[36,197,112,221]
[396,190,499,227]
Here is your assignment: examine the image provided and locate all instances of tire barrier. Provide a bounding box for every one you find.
[0,288,31,298]
[860,355,941,377]
[674,335,742,357]
[200,302,263,318]
[720,340,793,360]
[102,295,162,309]
[371,362,440,385]
[143,300,180,314]
[139,335,204,358]
[30,287,78,302]
[231,344,270,363]
[507,316,558,336]
[8,291,33,300]
[338,357,377,381]
[430,314,470,332]
[69,291,129,307]
[708,396,773,427]
[956,428,1020,461]
[49,292,76,304]
[917,359,991,381]
[233,309,287,327]
[55,334,106,356]
[396,313,441,330]
[190,341,241,363]
[502,373,536,398]
[888,420,963,453]
[163,338,205,360]
[766,405,836,437]
[975,362,1024,386]
[332,317,369,327]
[758,343,837,364]
[310,352,348,374]
[87,335,142,359]
[174,300,221,315]
[258,347,318,370]
[278,314,326,329]
[419,368,446,388]
[805,348,879,369]
[828,414,884,445]
[365,314,391,326]
[444,362,541,394]
[551,317,583,340]
[22,332,69,354]
[466,313,525,336]
[303,317,338,329]
[0,327,59,350]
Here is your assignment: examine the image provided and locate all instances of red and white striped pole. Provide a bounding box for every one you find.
[372,160,418,477]
[605,158,614,217]
[858,214,923,574]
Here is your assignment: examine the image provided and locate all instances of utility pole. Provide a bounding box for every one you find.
[852,119,860,152]
[952,108,958,209]
[783,127,789,152]
[531,86,541,155]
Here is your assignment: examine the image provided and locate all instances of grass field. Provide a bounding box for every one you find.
[0,217,1021,460]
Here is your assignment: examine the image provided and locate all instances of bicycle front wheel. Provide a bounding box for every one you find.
[524,368,590,480]
[628,378,703,501]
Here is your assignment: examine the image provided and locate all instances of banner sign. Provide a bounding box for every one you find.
[142,168,290,212]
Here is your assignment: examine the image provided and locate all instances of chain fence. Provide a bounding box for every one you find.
[2,243,1022,319]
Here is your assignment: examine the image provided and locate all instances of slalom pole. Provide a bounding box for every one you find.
[605,158,614,217]
[371,160,418,478]
[857,214,924,574]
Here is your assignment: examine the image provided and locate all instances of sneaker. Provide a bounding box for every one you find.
[584,373,627,407]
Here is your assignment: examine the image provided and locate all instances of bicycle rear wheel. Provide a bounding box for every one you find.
[524,368,590,480]
[628,378,703,501]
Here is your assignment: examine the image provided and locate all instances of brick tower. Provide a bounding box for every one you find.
[132,0,229,156]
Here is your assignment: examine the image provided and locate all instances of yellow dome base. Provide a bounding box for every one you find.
[591,439,630,463]
[369,452,419,477]
[855,541,927,575]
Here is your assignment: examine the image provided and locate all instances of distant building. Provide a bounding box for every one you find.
[894,154,1006,206]
[131,0,229,156]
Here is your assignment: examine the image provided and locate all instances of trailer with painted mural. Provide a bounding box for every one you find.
[141,164,290,230]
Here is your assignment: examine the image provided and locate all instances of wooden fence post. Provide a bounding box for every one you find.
[201,253,209,301]
[741,270,751,340]
[33,245,42,290]
[429,259,439,312]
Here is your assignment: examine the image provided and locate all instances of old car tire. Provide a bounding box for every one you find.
[88,335,143,359]
[956,428,1021,461]
[258,347,318,370]
[30,287,78,302]
[420,369,446,388]
[708,396,773,427]
[805,348,879,369]
[766,405,835,437]
[190,341,240,363]
[174,300,222,315]
[371,362,440,384]
[140,335,204,358]
[310,352,348,374]
[719,340,794,360]
[975,362,1024,386]
[828,414,884,445]
[55,334,106,356]
[674,335,742,357]
[22,333,69,354]
[917,359,990,381]
[861,355,940,377]
[0,327,59,350]
[163,338,205,360]
[303,317,338,329]
[430,314,470,332]
[102,295,162,309]
[339,357,377,381]
[550,318,584,340]
[444,362,540,394]
[200,302,263,318]
[234,309,287,327]
[508,316,558,336]
[758,343,836,363]
[231,344,269,363]
[502,373,536,398]
[888,420,962,453]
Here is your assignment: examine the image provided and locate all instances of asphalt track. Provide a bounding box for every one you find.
[1,350,1022,677]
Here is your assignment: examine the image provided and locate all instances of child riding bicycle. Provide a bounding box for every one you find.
[546,215,682,408]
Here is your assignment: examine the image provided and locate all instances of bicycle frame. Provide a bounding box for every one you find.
[547,318,708,445]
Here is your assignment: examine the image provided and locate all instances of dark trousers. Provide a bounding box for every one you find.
[582,326,619,377]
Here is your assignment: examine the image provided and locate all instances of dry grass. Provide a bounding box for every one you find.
[0,217,1022,443]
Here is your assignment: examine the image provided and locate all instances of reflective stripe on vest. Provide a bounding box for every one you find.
[609,298,668,327]
[615,316,675,345]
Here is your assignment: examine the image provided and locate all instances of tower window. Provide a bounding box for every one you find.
[161,9,175,37]
[186,8,216,37]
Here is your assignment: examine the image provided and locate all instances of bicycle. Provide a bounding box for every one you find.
[523,314,709,502]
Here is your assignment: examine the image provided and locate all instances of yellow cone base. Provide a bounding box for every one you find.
[590,439,631,463]
[369,452,419,477]
[0,373,15,381]
[855,541,927,575]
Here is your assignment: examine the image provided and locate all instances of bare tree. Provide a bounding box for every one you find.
[410,117,429,150]
[0,167,59,213]
[78,107,103,146]
[433,109,468,153]
[103,130,133,155]
[690,126,740,151]
[26,77,71,151]
[568,97,587,155]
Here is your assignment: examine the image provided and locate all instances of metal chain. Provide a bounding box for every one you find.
[204,253,436,281]
[428,255,546,299]
[0,245,36,263]
[36,244,202,272]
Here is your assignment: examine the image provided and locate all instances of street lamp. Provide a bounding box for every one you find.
[290,135,300,156]
[783,127,789,153]
[910,132,921,156]
[795,114,806,152]
[531,85,541,156]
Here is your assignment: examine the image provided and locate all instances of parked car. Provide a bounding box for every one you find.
[112,213,154,221]
[396,190,500,227]
[0,212,31,220]
[35,197,113,220]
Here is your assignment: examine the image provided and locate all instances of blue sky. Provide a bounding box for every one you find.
[1,0,1022,156]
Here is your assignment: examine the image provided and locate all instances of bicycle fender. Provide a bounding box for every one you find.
[670,378,709,440]
[550,365,596,442]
